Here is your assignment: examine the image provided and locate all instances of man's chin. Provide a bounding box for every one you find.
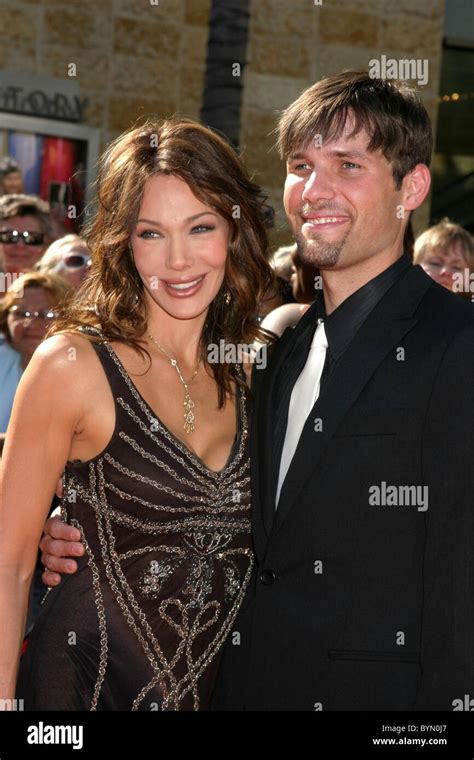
[297,237,342,269]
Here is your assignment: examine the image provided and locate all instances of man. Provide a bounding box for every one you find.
[0,194,51,295]
[40,71,474,710]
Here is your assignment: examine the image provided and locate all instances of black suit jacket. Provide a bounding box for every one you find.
[211,264,474,710]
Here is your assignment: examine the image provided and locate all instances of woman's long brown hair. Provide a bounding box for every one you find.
[48,117,276,406]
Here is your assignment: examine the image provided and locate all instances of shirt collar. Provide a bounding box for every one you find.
[315,253,412,362]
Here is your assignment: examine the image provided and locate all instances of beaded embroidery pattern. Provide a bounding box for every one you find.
[60,330,254,711]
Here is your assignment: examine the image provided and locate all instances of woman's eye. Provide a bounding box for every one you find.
[191,224,215,233]
[427,260,441,269]
[137,229,161,239]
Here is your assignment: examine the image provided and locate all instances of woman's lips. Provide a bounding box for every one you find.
[162,274,206,298]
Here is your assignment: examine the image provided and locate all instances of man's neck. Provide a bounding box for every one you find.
[321,251,405,314]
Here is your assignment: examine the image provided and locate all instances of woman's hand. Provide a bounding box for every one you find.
[40,516,84,587]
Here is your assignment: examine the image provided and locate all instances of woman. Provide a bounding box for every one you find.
[35,234,92,290]
[0,118,274,710]
[413,217,473,294]
[0,271,72,440]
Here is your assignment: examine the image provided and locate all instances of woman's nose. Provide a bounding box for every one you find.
[165,237,193,269]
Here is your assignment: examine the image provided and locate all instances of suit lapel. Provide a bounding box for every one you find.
[268,265,433,537]
[255,300,323,541]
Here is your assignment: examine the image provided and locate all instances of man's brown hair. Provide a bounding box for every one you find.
[277,70,433,189]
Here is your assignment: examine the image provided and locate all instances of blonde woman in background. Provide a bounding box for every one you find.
[413,217,473,294]
[36,234,92,291]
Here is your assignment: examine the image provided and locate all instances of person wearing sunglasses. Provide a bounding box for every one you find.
[0,194,51,295]
[0,271,72,442]
[35,234,92,290]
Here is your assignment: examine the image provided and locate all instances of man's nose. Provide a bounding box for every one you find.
[301,170,335,203]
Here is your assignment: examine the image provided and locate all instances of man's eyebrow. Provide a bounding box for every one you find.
[286,148,371,162]
[286,152,308,162]
[136,211,219,226]
[327,149,370,161]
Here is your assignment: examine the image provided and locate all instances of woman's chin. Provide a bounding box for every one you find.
[152,293,214,321]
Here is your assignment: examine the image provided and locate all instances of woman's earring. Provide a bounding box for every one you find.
[224,290,231,305]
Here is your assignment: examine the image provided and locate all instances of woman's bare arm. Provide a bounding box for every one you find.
[0,333,85,703]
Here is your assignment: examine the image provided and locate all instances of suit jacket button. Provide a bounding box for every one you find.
[260,569,276,585]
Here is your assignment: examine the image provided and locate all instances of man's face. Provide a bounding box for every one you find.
[283,117,408,272]
[0,215,47,276]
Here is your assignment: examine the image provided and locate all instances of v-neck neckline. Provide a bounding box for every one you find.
[106,342,243,476]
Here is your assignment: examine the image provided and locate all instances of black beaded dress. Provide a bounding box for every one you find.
[17,329,253,710]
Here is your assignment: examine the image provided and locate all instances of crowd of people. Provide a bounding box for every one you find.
[0,193,92,445]
[2,179,472,447]
[0,70,473,711]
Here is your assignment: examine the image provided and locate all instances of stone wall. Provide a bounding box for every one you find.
[0,0,446,247]
[0,0,212,139]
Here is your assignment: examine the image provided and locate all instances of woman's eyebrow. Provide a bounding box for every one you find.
[136,211,219,227]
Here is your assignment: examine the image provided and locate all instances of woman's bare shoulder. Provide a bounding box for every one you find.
[27,331,102,395]
[35,330,98,361]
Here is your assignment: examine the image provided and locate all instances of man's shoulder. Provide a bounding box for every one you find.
[419,279,474,334]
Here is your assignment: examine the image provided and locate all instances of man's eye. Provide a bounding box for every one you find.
[191,225,215,233]
[293,163,310,171]
[342,161,360,169]
[137,230,161,239]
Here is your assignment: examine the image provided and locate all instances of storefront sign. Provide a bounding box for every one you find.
[0,71,88,122]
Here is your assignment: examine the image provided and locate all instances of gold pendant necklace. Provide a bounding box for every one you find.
[147,333,201,434]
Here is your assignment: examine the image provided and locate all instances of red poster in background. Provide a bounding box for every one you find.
[39,137,76,198]
[40,137,77,232]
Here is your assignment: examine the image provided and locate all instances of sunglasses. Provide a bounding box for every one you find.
[0,229,45,246]
[61,253,91,269]
[8,306,57,321]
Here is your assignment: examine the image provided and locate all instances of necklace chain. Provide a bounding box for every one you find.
[147,333,201,435]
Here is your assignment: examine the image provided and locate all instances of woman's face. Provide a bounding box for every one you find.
[7,287,55,362]
[130,174,229,321]
[55,241,91,289]
[420,242,469,291]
